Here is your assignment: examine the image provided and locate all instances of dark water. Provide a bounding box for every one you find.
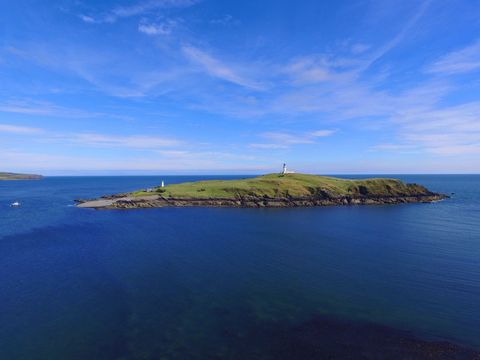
[1,175,479,359]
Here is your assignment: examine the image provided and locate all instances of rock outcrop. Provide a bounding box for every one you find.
[77,193,447,209]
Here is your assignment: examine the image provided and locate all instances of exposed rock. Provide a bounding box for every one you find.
[77,193,447,210]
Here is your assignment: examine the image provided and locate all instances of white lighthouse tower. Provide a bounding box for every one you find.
[281,163,294,175]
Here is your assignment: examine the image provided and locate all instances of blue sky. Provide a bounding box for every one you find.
[1,0,480,174]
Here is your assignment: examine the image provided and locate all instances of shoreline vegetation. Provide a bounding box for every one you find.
[76,173,447,209]
[0,172,43,181]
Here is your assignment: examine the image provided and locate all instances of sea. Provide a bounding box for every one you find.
[0,175,479,359]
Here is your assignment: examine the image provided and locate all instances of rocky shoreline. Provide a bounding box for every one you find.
[76,193,447,209]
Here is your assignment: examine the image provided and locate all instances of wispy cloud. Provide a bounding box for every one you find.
[428,40,480,75]
[72,133,181,149]
[393,102,480,155]
[367,98,480,156]
[110,0,196,20]
[361,0,433,69]
[249,143,287,149]
[209,15,239,26]
[0,99,130,120]
[0,124,43,134]
[0,123,181,150]
[182,45,265,90]
[261,132,315,145]
[6,44,181,98]
[5,0,480,171]
[0,100,60,116]
[284,57,333,84]
[351,43,370,55]
[157,149,257,161]
[156,149,190,156]
[0,124,266,171]
[250,130,336,149]
[0,149,264,173]
[138,19,177,35]
[80,0,198,24]
[78,14,96,23]
[370,143,419,153]
[311,129,337,137]
[193,37,480,157]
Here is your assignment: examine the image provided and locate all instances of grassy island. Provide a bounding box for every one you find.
[77,173,446,209]
[133,173,433,198]
[0,172,43,180]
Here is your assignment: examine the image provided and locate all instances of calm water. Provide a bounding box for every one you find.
[0,175,479,359]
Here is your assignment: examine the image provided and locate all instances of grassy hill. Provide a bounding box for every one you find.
[132,173,433,199]
[0,172,43,180]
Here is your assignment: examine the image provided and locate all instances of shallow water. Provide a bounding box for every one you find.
[0,175,479,359]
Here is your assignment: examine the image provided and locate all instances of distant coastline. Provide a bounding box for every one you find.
[0,172,43,181]
[76,173,447,209]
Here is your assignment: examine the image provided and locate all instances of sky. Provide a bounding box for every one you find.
[1,0,480,175]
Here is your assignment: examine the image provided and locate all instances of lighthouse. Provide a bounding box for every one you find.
[282,163,294,175]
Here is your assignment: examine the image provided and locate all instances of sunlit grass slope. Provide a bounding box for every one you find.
[132,173,430,199]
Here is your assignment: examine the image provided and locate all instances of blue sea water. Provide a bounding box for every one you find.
[0,175,479,359]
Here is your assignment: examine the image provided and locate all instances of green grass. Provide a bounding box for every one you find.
[132,173,430,199]
[0,172,43,180]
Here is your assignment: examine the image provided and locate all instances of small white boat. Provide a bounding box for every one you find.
[10,201,20,207]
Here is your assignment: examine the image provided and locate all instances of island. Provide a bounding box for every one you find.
[76,173,447,209]
[0,172,43,180]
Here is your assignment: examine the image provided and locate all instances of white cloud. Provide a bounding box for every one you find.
[427,144,480,156]
[182,0,439,121]
[111,0,196,19]
[7,0,480,168]
[370,143,419,152]
[72,133,181,149]
[0,149,264,173]
[0,99,129,120]
[311,129,337,137]
[182,45,265,90]
[249,143,287,149]
[373,101,480,155]
[0,123,182,150]
[0,100,65,116]
[78,14,97,23]
[6,44,181,98]
[138,20,177,35]
[156,149,257,161]
[251,130,336,149]
[0,143,263,174]
[361,0,433,70]
[0,124,42,134]
[210,15,238,26]
[261,132,315,145]
[157,150,190,156]
[80,0,198,24]
[351,43,370,54]
[428,40,480,75]
[284,57,332,84]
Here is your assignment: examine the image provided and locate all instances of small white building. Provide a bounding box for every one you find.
[282,163,295,174]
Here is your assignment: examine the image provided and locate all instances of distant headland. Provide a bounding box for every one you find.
[0,172,43,181]
[76,172,447,210]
